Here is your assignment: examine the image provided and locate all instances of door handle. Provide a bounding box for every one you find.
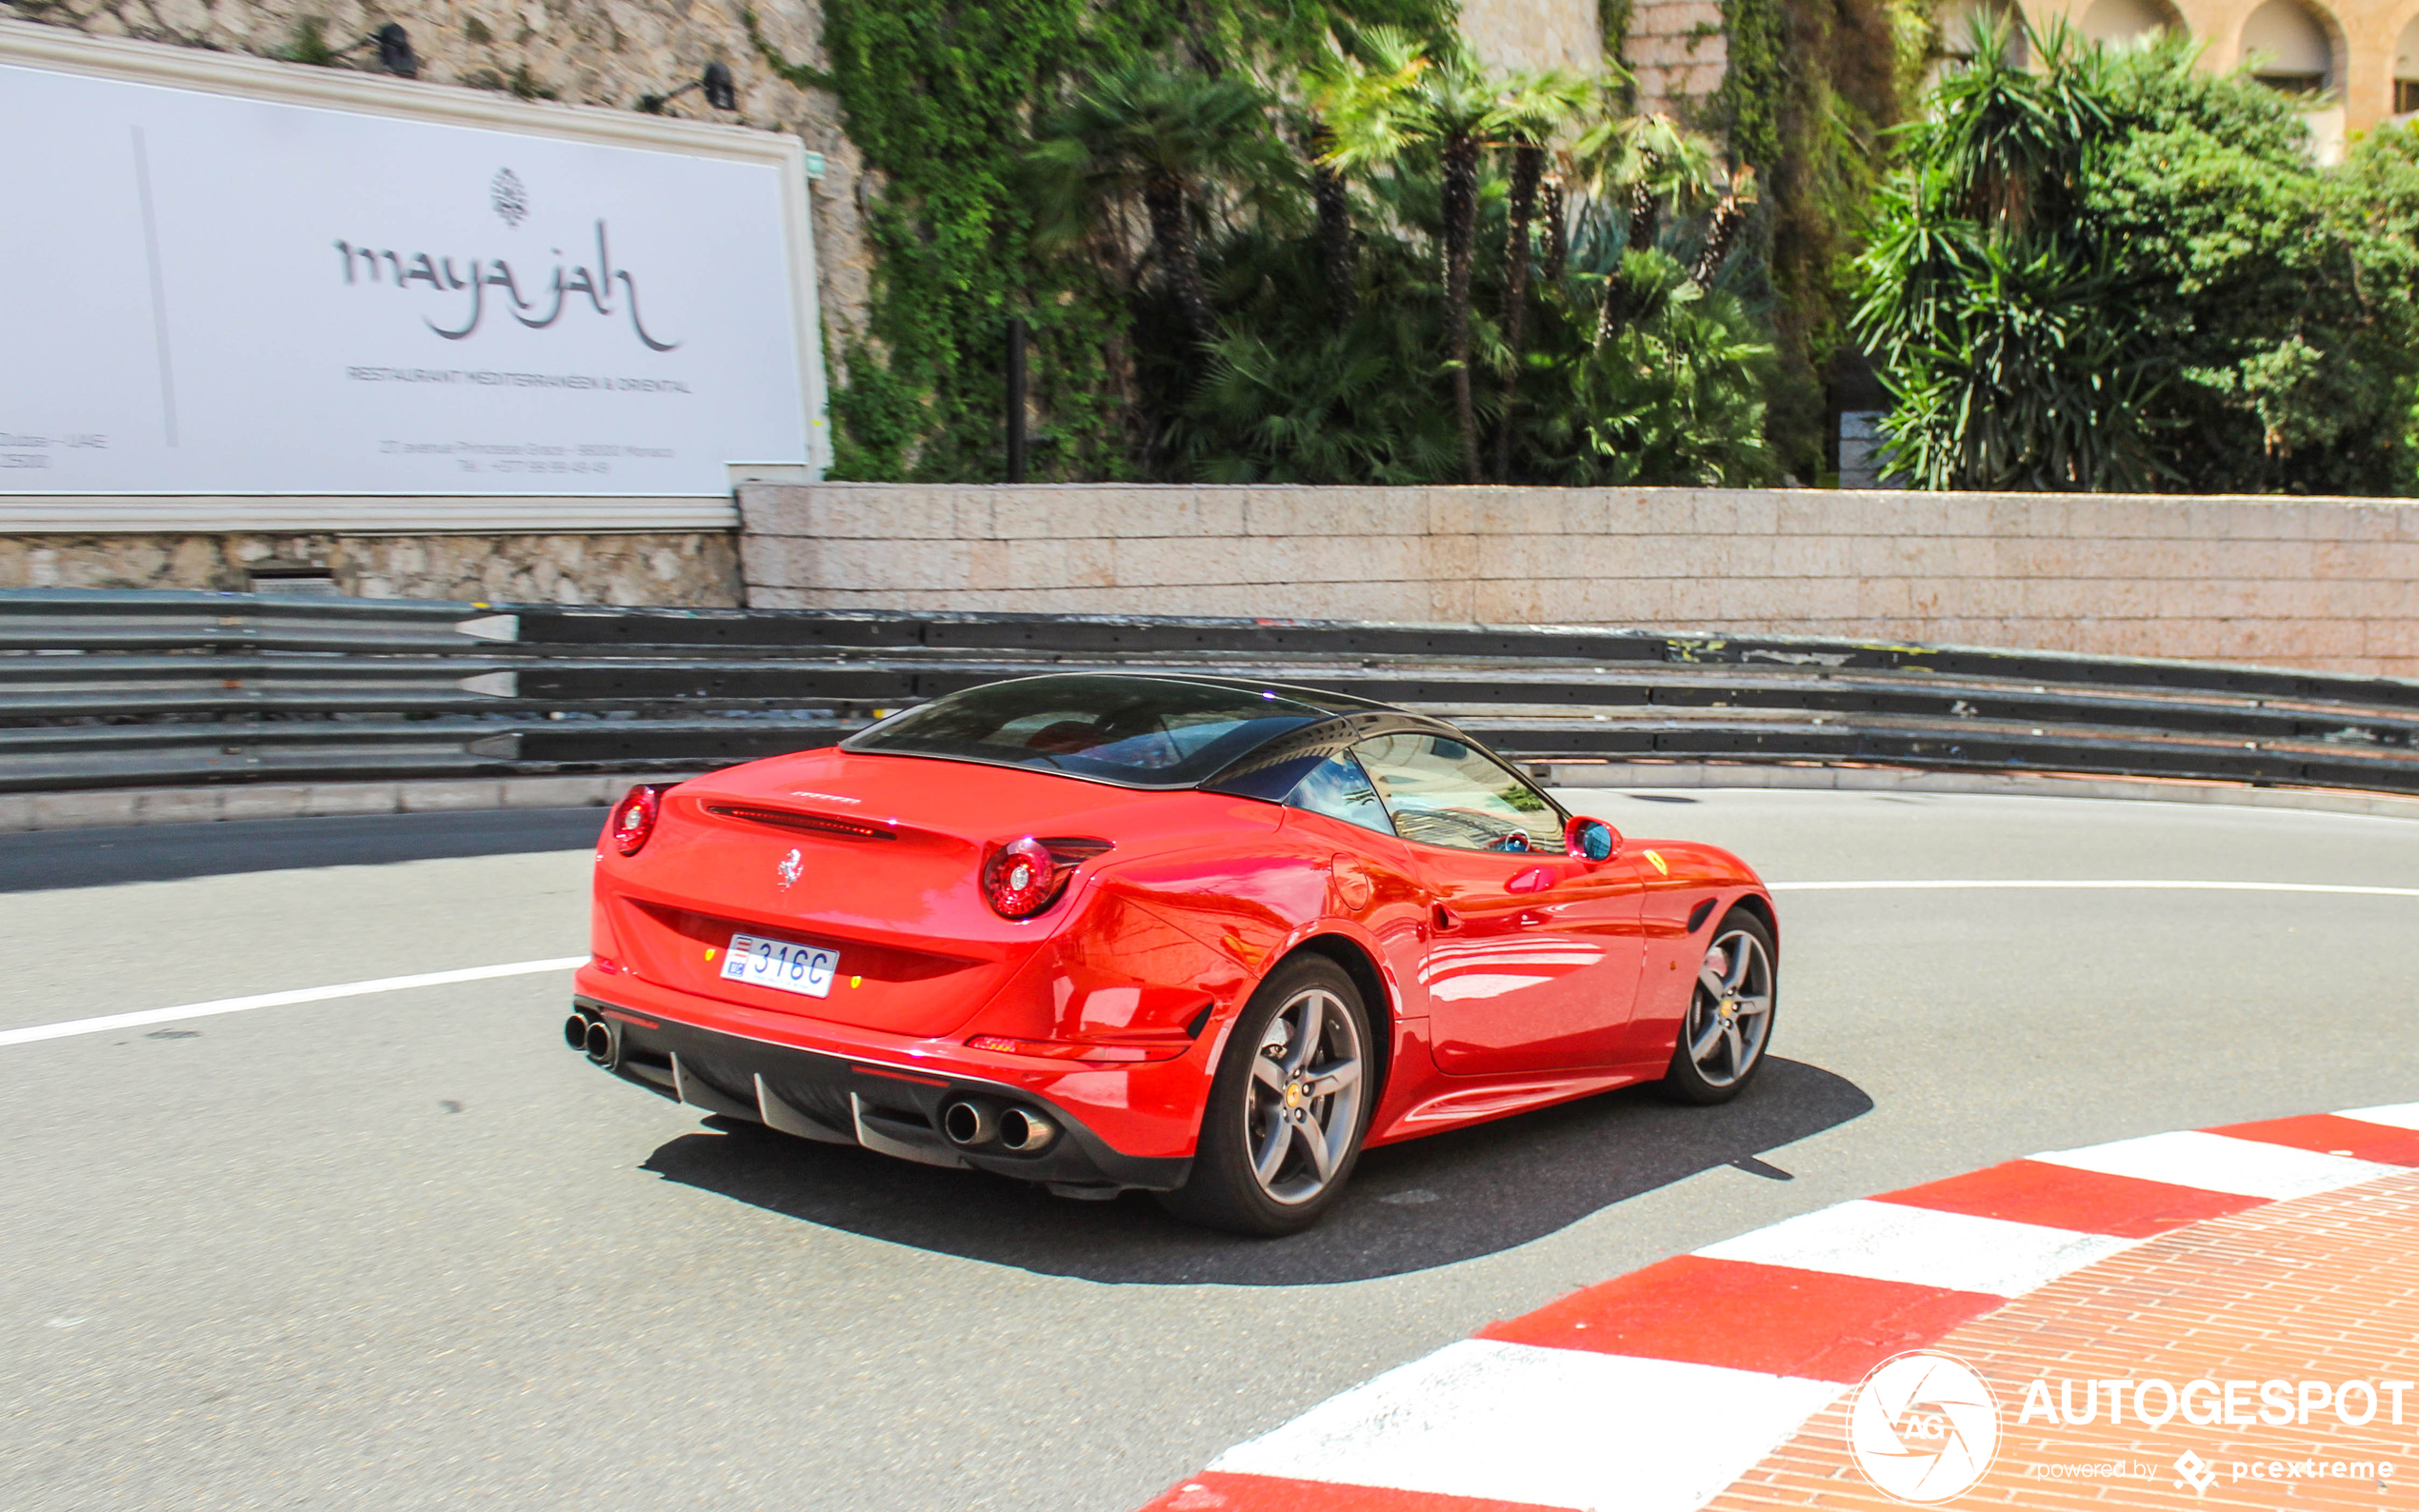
[1430,904,1461,933]
[1517,909,1549,928]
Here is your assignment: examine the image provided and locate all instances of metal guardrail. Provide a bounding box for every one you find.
[4,588,2417,796]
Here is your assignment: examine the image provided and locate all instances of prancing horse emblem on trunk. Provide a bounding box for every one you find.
[775,848,803,888]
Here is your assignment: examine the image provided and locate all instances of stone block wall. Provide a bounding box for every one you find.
[741,483,2419,675]
[1626,0,1727,120]
[0,529,741,605]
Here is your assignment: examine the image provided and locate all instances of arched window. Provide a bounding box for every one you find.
[2081,0,2180,46]
[2395,13,2419,113]
[2239,0,2335,94]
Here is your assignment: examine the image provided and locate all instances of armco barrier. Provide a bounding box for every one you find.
[4,588,2418,795]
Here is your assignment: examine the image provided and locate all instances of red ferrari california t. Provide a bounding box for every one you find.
[568,673,1777,1235]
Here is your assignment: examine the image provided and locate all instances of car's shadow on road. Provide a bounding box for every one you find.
[640,1056,1870,1284]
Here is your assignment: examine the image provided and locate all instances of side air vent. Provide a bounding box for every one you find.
[704,804,897,842]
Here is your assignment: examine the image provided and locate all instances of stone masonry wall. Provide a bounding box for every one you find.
[741,484,2419,675]
[3,0,870,361]
[1626,0,1727,120]
[0,530,741,604]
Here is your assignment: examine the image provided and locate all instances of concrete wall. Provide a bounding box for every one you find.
[0,530,741,605]
[740,483,2419,675]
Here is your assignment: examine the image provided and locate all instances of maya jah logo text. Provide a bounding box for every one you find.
[335,208,679,349]
[1849,1351,2003,1503]
[490,168,530,229]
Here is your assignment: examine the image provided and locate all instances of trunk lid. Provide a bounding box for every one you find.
[600,748,1262,1037]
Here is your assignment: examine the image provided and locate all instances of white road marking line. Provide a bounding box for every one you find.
[1693,1198,2136,1297]
[1207,1338,1843,1512]
[2029,1130,2407,1200]
[0,957,588,1048]
[2338,1102,2419,1131]
[1771,879,2419,896]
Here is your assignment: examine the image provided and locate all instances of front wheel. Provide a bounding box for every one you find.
[1156,955,1372,1236]
[1660,910,1776,1105]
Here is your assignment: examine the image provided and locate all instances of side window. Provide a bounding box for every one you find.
[1352,732,1564,853]
[1287,750,1396,836]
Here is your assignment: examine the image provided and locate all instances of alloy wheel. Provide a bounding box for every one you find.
[1244,986,1365,1205]
[1684,927,1772,1088]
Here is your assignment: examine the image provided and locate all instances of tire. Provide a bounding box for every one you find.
[1659,909,1777,1105]
[1156,955,1374,1236]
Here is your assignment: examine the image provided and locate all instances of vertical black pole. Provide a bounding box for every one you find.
[1005,316,1028,484]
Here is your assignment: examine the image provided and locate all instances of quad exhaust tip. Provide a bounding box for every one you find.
[941,1100,996,1146]
[941,1099,1055,1152]
[998,1106,1056,1153]
[583,1019,613,1065]
[564,1014,590,1051]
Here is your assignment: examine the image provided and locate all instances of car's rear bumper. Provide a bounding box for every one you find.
[570,994,1193,1193]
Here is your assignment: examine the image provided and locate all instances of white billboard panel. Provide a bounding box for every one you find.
[0,54,819,498]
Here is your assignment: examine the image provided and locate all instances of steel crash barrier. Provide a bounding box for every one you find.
[5,588,2419,796]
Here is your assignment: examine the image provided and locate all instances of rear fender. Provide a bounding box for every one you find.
[955,882,1254,1049]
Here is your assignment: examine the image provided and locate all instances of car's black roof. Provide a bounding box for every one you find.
[839,670,1469,794]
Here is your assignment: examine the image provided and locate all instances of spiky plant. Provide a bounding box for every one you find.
[1571,112,1722,341]
[1488,69,1593,480]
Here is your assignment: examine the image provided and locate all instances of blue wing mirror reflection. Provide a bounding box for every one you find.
[1566,816,1619,862]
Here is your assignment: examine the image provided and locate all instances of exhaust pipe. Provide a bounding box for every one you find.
[564,1013,592,1051]
[583,1019,614,1065]
[941,1100,997,1147]
[997,1107,1056,1153]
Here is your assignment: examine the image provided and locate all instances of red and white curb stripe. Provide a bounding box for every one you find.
[1139,1104,2419,1512]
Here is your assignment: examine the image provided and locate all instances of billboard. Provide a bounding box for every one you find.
[0,48,823,500]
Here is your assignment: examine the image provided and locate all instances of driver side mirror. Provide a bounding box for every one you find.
[1566,816,1619,862]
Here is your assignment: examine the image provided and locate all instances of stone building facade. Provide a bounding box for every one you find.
[2020,0,2419,148]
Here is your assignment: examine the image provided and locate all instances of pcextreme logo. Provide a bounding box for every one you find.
[1848,1351,2004,1503]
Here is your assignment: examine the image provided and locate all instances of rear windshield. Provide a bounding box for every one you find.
[842,675,1329,786]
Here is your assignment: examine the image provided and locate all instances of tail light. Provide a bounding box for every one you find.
[609,784,668,856]
[981,835,1113,920]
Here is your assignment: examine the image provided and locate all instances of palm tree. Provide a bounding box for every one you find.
[1302,34,1419,330]
[1689,165,1758,288]
[1030,62,1283,348]
[1324,32,1507,483]
[1575,112,1720,341]
[1489,70,1591,480]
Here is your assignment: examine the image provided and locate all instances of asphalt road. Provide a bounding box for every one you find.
[4,789,2417,1511]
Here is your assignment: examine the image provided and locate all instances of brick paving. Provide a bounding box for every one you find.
[1707,1172,2419,1509]
[1140,1109,2419,1512]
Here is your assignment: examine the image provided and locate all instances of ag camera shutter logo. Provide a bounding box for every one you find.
[1848,1350,2003,1502]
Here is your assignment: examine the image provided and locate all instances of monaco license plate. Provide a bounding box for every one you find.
[721,933,840,999]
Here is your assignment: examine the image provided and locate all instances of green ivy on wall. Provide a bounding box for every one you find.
[755,0,1453,482]
[1713,0,1918,482]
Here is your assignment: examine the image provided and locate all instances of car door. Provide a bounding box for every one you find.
[1352,731,1647,1076]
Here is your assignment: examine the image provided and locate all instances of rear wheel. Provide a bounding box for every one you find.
[1660,910,1776,1105]
[1157,955,1372,1236]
